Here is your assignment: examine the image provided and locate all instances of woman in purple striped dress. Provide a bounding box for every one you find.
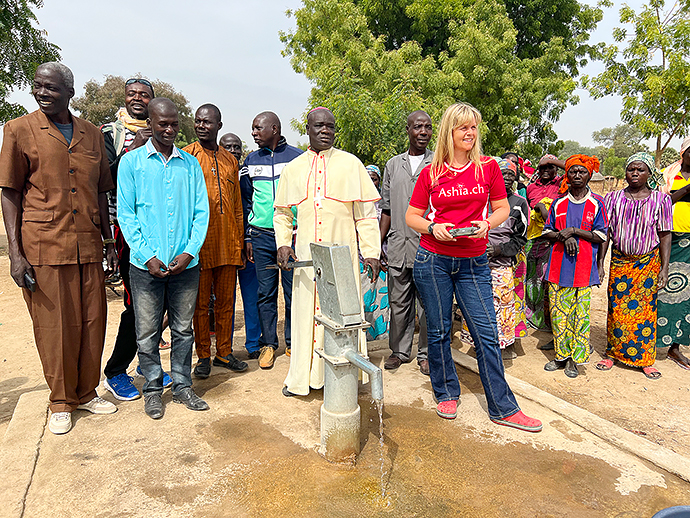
[597,153,672,379]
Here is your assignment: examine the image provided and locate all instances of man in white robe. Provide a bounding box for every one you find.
[274,108,381,396]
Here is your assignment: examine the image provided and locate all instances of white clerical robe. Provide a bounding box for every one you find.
[274,147,381,395]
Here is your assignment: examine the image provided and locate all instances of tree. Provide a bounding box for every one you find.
[591,123,648,158]
[504,0,604,69]
[354,0,602,73]
[71,75,196,147]
[558,140,596,159]
[584,0,690,166]
[0,0,60,123]
[659,145,678,168]
[281,0,603,165]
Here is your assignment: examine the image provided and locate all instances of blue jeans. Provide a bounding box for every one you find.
[249,226,292,349]
[130,265,199,395]
[413,247,520,419]
[233,260,262,353]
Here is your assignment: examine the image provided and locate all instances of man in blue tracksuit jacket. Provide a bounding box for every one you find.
[240,111,303,369]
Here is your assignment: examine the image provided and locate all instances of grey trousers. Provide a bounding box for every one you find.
[388,265,428,362]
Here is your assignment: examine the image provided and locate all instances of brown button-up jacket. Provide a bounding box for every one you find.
[183,141,243,269]
[0,110,113,265]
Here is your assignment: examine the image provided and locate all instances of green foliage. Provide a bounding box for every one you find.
[281,0,602,165]
[504,0,606,71]
[560,124,650,179]
[659,145,678,168]
[558,140,596,159]
[354,0,602,73]
[592,123,649,158]
[0,0,60,123]
[584,0,690,166]
[71,75,196,147]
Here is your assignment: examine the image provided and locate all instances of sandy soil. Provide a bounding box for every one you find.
[0,216,689,459]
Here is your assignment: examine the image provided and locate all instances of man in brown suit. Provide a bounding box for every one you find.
[0,62,118,435]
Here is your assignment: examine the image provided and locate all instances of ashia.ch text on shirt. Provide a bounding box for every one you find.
[438,183,487,197]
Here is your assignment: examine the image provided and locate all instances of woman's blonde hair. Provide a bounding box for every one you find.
[430,103,485,185]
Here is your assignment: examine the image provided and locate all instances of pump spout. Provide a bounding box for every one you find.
[344,349,383,402]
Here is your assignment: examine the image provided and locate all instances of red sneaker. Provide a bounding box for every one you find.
[491,410,542,432]
[436,400,457,419]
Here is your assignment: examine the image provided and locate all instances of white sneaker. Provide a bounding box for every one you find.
[48,412,72,434]
[77,396,117,415]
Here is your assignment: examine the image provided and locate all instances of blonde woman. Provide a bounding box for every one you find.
[405,103,541,432]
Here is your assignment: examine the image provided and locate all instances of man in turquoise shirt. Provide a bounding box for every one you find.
[117,98,210,419]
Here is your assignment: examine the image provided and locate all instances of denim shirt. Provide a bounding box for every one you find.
[117,139,210,270]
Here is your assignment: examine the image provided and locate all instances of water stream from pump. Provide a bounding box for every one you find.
[375,399,388,502]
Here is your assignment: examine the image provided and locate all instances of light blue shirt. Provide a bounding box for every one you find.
[117,139,209,271]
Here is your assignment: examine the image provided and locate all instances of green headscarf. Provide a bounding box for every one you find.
[625,152,660,189]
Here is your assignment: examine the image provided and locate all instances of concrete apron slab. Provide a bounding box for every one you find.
[5,350,690,518]
[0,390,49,518]
[451,349,690,484]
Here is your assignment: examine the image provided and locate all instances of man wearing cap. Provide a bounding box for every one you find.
[0,62,118,434]
[274,107,381,397]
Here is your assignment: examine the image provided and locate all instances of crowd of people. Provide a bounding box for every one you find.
[1,62,688,437]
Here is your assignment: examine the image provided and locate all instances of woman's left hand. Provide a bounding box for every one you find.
[470,220,490,239]
[658,269,668,290]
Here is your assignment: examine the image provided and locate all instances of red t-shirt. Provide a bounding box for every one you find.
[409,158,507,258]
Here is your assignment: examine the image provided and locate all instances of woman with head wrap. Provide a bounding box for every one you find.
[460,158,529,359]
[359,164,389,340]
[523,154,567,336]
[596,153,672,378]
[656,137,690,369]
[501,152,527,198]
[541,155,608,378]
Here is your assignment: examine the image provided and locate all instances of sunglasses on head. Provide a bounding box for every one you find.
[125,78,154,95]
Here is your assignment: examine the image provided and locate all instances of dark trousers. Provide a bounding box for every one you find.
[388,265,428,362]
[130,265,200,395]
[249,226,292,349]
[103,225,137,378]
[232,260,262,353]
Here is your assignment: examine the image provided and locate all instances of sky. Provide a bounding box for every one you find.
[6,0,679,153]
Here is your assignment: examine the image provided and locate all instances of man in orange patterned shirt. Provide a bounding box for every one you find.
[184,104,246,378]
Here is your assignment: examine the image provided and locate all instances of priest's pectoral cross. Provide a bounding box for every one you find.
[211,166,216,175]
[314,187,325,208]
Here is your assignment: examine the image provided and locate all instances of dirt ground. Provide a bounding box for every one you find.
[0,214,689,459]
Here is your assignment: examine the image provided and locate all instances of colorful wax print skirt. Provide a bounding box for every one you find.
[549,283,591,364]
[526,237,552,330]
[513,250,528,338]
[462,266,516,349]
[606,248,660,367]
[360,262,389,340]
[657,233,690,348]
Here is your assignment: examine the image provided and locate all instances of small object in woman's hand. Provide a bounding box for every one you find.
[448,226,478,237]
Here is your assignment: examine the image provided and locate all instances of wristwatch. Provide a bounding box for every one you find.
[428,222,436,235]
